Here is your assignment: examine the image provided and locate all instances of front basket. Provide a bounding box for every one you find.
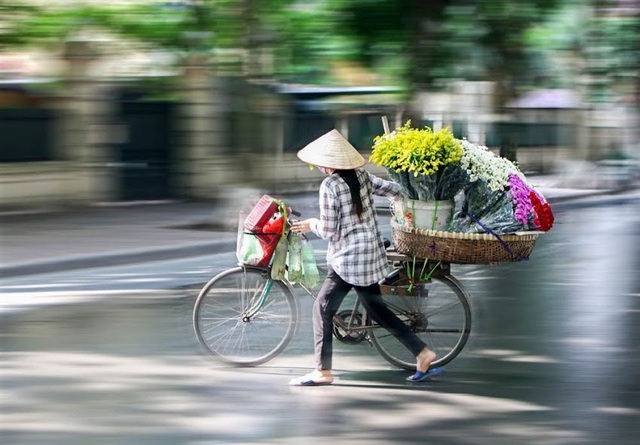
[391,219,540,264]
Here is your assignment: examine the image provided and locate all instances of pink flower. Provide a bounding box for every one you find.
[508,174,533,225]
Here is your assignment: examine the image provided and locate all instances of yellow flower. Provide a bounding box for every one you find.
[370,121,461,175]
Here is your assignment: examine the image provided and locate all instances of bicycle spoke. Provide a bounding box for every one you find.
[193,267,297,366]
[425,299,462,318]
[369,275,471,370]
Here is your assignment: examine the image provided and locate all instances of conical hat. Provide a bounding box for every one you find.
[297,129,366,170]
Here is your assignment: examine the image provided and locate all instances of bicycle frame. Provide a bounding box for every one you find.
[294,257,448,336]
[244,274,276,320]
[241,250,455,329]
[295,261,470,343]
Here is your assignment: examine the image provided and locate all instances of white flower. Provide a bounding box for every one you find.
[459,139,523,191]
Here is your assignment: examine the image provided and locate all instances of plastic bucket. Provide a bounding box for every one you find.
[402,199,453,231]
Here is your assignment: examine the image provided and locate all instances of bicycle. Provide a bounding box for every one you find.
[192,209,472,372]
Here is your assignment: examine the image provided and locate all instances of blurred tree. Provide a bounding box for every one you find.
[443,0,563,105]
[0,1,42,46]
[314,0,454,90]
[3,0,636,109]
[283,0,563,101]
[524,0,639,108]
[0,2,194,50]
[587,0,639,107]
[262,1,358,84]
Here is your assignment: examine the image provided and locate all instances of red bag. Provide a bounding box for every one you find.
[263,213,285,234]
[255,233,280,267]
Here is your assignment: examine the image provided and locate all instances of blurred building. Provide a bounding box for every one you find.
[0,1,638,209]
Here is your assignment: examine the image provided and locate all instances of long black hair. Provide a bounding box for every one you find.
[335,169,363,220]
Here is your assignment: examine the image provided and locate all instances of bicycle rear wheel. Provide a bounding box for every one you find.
[193,266,298,366]
[368,274,471,371]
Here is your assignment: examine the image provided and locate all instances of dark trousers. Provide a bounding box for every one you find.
[313,266,426,370]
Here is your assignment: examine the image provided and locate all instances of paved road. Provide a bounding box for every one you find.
[2,199,639,445]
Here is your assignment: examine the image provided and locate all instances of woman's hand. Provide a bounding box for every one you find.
[291,219,313,234]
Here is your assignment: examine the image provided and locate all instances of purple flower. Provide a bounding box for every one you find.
[508,174,533,224]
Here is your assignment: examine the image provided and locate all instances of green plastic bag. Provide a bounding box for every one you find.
[286,233,303,283]
[270,236,288,280]
[236,214,264,265]
[301,238,320,287]
[237,233,263,265]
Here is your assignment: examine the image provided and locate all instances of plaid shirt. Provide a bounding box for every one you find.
[310,169,401,286]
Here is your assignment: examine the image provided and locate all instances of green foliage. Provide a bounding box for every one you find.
[522,0,640,100]
[1,0,637,107]
[0,1,250,51]
[0,3,194,48]
[406,259,441,291]
[0,1,42,45]
[264,2,371,83]
[332,0,409,65]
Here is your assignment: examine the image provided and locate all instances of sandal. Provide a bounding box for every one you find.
[406,366,444,382]
[289,372,334,386]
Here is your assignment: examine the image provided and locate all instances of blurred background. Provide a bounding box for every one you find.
[0,0,638,207]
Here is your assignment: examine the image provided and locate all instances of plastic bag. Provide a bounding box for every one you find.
[388,165,468,201]
[301,238,320,287]
[286,233,303,283]
[236,213,267,265]
[236,198,289,267]
[263,212,285,234]
[236,231,264,265]
[450,179,526,234]
[407,164,469,201]
[270,236,288,280]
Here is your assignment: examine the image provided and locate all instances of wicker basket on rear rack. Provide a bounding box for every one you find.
[391,219,541,264]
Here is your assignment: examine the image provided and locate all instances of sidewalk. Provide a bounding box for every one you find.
[1,179,638,278]
[0,192,329,278]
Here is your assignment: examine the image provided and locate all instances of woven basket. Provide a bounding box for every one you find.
[391,219,540,264]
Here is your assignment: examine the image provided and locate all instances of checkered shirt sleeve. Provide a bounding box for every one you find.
[310,169,401,286]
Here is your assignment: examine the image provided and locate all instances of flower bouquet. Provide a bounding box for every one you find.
[371,122,554,263]
[370,121,468,201]
[450,140,555,234]
[370,122,469,230]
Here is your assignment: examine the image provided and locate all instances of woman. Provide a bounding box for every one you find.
[289,129,438,386]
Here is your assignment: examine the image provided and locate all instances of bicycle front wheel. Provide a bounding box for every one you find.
[369,274,471,371]
[193,266,298,366]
